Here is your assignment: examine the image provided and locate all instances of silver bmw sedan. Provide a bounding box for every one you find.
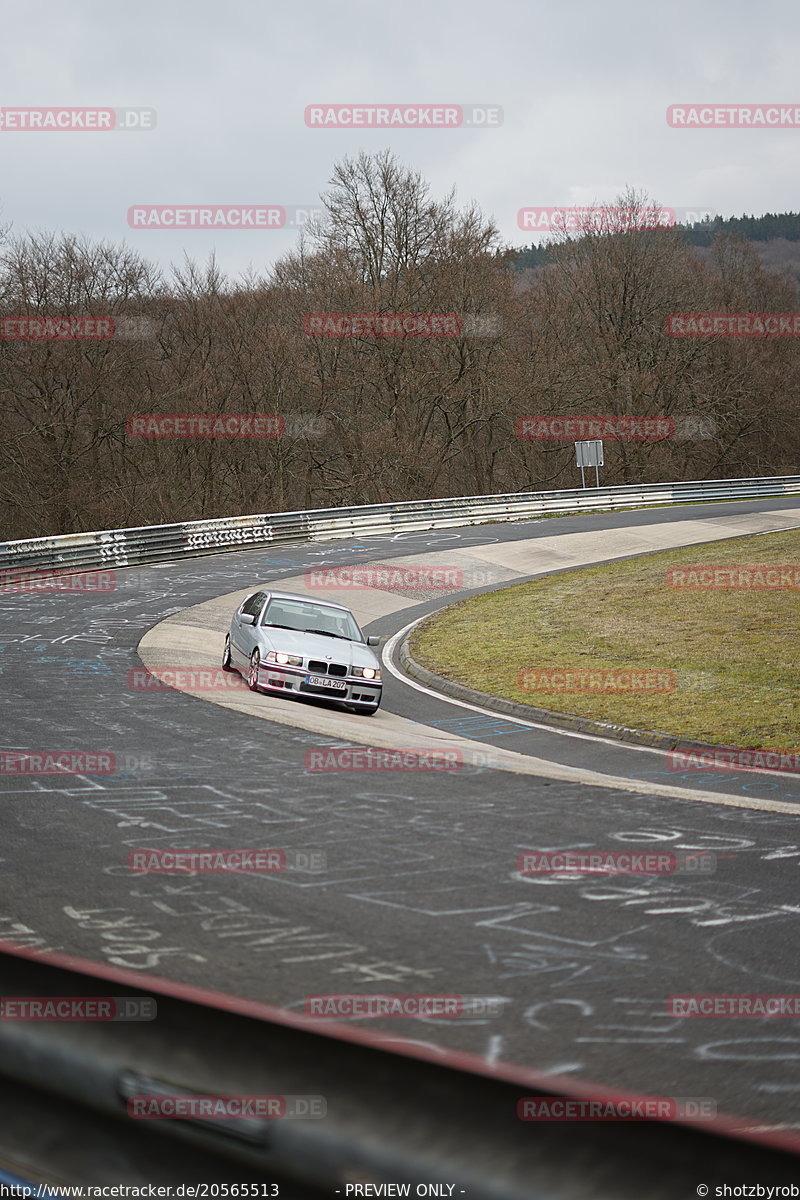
[223,589,382,714]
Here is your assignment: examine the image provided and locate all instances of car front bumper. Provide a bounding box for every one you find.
[254,663,382,707]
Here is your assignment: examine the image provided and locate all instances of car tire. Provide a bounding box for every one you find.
[222,635,234,672]
[247,650,261,692]
[360,703,380,716]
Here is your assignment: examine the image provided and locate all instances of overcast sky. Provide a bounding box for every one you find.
[1,0,797,283]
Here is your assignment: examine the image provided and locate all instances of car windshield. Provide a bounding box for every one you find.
[261,598,364,642]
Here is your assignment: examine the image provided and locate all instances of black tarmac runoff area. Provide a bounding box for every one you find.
[1,498,799,1135]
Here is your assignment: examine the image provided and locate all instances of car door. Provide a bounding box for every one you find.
[231,592,267,665]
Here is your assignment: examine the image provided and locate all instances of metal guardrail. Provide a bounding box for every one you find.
[1,475,798,575]
[0,943,798,1192]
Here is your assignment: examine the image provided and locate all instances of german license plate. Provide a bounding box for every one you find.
[304,674,347,692]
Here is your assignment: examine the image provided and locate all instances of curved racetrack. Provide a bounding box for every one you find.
[2,498,799,1136]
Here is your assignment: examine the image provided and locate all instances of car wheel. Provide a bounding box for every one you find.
[247,650,261,692]
[360,703,380,716]
[222,635,233,672]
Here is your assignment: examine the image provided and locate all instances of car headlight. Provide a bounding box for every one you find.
[266,651,303,666]
[352,666,380,680]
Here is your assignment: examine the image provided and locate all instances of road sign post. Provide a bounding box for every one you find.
[575,439,604,487]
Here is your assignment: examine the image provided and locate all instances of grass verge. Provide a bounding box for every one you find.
[409,530,800,748]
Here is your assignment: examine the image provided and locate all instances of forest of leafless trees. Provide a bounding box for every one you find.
[1,151,798,540]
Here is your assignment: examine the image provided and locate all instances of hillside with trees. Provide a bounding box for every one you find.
[512,210,800,282]
[1,157,798,540]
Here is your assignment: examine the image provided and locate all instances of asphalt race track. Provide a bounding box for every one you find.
[2,498,799,1137]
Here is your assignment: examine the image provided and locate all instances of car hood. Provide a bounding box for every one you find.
[257,628,380,670]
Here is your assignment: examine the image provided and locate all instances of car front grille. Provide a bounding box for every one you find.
[308,660,348,677]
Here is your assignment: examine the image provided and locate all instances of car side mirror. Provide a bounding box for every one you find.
[240,613,256,625]
[366,635,380,646]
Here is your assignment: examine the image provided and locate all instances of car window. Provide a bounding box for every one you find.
[262,598,364,641]
[241,591,266,617]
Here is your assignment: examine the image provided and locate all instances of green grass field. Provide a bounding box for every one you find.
[409,530,800,748]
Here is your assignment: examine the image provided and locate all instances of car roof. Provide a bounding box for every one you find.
[259,589,354,615]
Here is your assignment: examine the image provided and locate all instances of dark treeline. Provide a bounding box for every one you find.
[682,211,800,246]
[1,160,798,541]
[512,210,800,270]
